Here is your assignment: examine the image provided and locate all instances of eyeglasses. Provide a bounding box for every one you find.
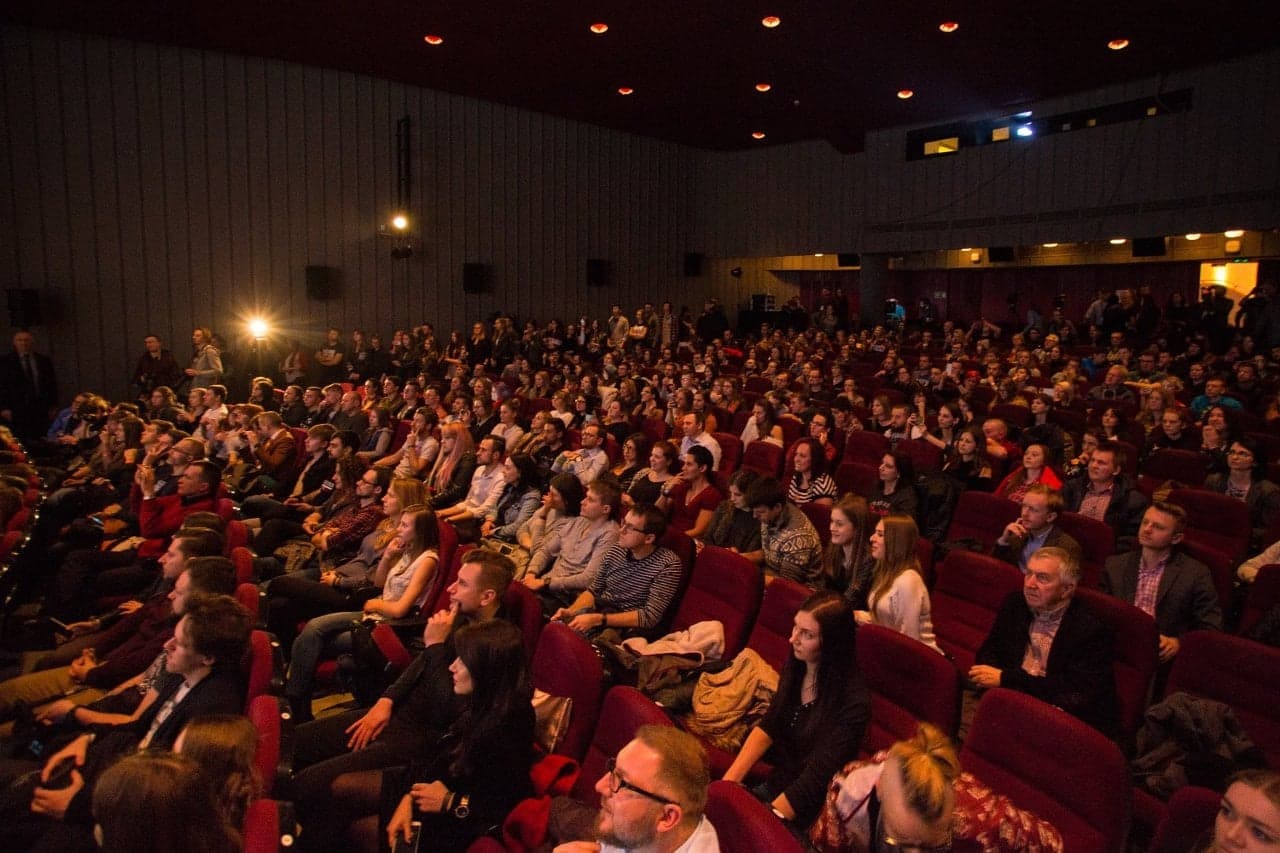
[604,757,678,806]
[618,521,647,534]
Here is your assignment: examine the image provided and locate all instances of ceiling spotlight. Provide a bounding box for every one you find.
[755,82,772,92]
[897,89,914,100]
[1110,238,1127,245]
[814,253,825,257]
[617,87,634,95]
[1015,125,1034,138]
[1042,243,1059,248]
[751,131,766,140]
[248,318,269,340]
[423,34,443,45]
[589,22,608,34]
[1107,38,1130,51]
[1224,229,1245,238]
[391,214,409,231]
[939,22,959,33]
[761,15,781,28]
[1184,233,1202,241]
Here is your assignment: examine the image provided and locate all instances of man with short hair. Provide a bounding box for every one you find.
[299,386,325,427]
[981,418,1019,464]
[742,476,822,586]
[1101,502,1221,663]
[553,424,610,486]
[1190,375,1243,417]
[1142,408,1199,457]
[551,504,683,640]
[1087,364,1137,404]
[525,479,621,613]
[969,546,1117,734]
[1060,443,1148,550]
[331,390,366,433]
[197,383,230,442]
[556,725,719,853]
[678,412,722,472]
[244,410,297,492]
[808,410,840,465]
[883,403,925,449]
[314,328,346,385]
[280,384,308,427]
[993,484,1080,574]
[533,417,567,483]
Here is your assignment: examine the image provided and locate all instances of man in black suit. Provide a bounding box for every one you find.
[1101,501,1222,664]
[0,594,250,849]
[0,330,58,442]
[969,546,1118,735]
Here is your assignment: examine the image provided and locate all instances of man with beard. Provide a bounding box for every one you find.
[555,726,719,853]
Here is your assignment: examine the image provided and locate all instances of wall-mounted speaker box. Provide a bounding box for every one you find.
[988,246,1016,263]
[305,266,340,300]
[683,253,704,277]
[587,259,610,287]
[462,263,493,294]
[5,288,42,327]
[1131,237,1168,257]
[836,252,861,267]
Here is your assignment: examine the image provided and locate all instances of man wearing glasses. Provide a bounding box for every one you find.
[555,725,720,853]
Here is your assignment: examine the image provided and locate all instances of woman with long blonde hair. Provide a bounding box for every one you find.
[856,515,942,653]
[426,422,477,507]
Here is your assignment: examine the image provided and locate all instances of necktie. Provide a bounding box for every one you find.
[22,354,37,390]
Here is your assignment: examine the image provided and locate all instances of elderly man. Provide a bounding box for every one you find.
[1087,364,1137,404]
[969,546,1117,734]
[555,725,720,853]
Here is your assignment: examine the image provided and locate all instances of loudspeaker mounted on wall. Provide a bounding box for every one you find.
[305,266,340,301]
[587,259,610,287]
[987,246,1016,263]
[1131,237,1168,258]
[5,288,42,327]
[683,253,704,277]
[836,252,861,267]
[462,263,493,294]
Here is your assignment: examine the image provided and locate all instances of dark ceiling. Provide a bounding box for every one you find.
[7,1,1279,152]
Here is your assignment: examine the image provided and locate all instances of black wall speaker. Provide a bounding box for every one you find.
[683,253,704,277]
[5,288,41,327]
[587,259,610,287]
[988,246,1015,263]
[462,263,493,294]
[305,266,340,300]
[836,252,861,267]
[1132,237,1168,258]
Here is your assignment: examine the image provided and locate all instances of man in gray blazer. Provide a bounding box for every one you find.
[1101,501,1222,663]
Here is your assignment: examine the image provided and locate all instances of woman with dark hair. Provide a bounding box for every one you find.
[723,590,871,829]
[825,494,874,608]
[702,468,763,555]
[740,399,784,449]
[867,395,894,432]
[1204,436,1280,552]
[175,714,263,829]
[994,442,1062,502]
[921,402,961,453]
[93,752,241,853]
[1023,392,1068,463]
[146,385,183,423]
[608,432,648,492]
[480,454,543,546]
[383,620,535,853]
[513,473,584,575]
[660,445,721,539]
[282,504,441,721]
[787,437,838,507]
[857,515,941,653]
[355,406,395,464]
[866,452,918,519]
[600,399,633,446]
[941,426,994,492]
[626,439,678,508]
[1099,405,1140,447]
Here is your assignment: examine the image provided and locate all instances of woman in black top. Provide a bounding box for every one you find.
[701,469,763,555]
[723,590,871,829]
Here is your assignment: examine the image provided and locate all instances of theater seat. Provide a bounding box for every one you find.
[1239,563,1280,636]
[962,688,1129,852]
[1056,510,1116,589]
[944,491,1019,552]
[247,694,293,797]
[744,576,810,673]
[740,441,783,477]
[573,687,674,806]
[243,799,298,853]
[1147,785,1219,853]
[1076,588,1158,744]
[1168,488,1252,562]
[243,630,284,711]
[705,780,803,853]
[843,431,890,466]
[502,580,545,661]
[856,624,959,753]
[670,545,764,660]
[713,432,742,477]
[531,622,604,762]
[930,549,1024,674]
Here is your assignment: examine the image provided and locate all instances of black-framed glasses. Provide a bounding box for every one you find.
[604,757,678,806]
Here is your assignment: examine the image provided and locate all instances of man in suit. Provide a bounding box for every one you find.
[0,330,58,442]
[1,594,249,849]
[1061,442,1149,552]
[1101,501,1222,663]
[244,410,298,494]
[993,484,1081,573]
[969,546,1118,735]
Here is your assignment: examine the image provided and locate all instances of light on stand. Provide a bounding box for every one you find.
[248,318,269,340]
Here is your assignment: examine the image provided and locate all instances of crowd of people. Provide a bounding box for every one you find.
[0,280,1278,850]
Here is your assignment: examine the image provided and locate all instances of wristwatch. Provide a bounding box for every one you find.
[453,794,471,819]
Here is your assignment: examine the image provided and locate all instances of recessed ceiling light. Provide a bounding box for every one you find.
[1108,38,1130,51]
[1042,243,1059,248]
[1110,238,1127,245]
[751,131,766,140]
[1184,233,1202,241]
[939,21,959,33]
[1015,125,1034,138]
[960,248,972,252]
[761,15,781,28]
[423,34,444,45]
[814,253,825,257]
[897,89,914,100]
[589,23,608,34]
[617,87,634,96]
[755,83,772,92]
[1224,229,1245,238]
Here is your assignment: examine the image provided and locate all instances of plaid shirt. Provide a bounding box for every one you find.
[1021,598,1071,677]
[1133,553,1171,617]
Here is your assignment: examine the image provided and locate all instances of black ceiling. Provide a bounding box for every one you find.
[8,0,1279,152]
